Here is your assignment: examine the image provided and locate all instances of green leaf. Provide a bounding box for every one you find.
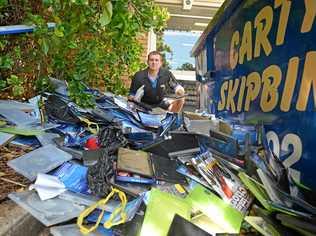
[0,0,8,7]
[114,22,123,29]
[0,56,14,69]
[0,40,8,50]
[42,0,53,7]
[54,28,64,37]
[7,75,20,86]
[0,80,7,90]
[12,85,24,96]
[14,46,21,59]
[40,39,49,55]
[68,41,78,49]
[99,1,112,27]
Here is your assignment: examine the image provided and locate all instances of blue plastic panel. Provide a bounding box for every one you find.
[200,0,316,190]
[0,23,55,35]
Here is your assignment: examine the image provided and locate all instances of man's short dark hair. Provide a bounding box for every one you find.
[147,51,162,61]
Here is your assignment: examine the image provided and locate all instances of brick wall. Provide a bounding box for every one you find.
[121,32,149,88]
[138,32,149,63]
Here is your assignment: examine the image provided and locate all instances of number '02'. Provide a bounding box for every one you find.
[266,131,302,183]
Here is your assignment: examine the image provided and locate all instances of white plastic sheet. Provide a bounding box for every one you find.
[29,173,66,201]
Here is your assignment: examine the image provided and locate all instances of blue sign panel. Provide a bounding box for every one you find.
[207,0,316,190]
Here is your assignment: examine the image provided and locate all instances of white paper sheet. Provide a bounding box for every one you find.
[29,173,66,201]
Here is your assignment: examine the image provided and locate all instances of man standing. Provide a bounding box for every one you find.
[129,51,185,113]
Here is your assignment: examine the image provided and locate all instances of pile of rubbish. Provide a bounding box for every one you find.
[1,79,316,236]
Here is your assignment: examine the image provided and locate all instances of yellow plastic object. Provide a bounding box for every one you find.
[175,184,186,194]
[77,188,127,234]
[78,116,99,135]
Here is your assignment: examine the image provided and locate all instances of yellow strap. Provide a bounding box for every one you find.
[104,189,127,228]
[77,188,127,234]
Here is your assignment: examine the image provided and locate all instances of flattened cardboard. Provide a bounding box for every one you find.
[186,120,217,136]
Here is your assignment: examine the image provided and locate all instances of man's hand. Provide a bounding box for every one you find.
[128,95,136,102]
[175,85,185,97]
[169,85,185,113]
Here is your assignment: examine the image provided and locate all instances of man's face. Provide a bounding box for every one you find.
[148,54,162,71]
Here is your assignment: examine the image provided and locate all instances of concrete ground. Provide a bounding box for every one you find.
[0,200,45,236]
